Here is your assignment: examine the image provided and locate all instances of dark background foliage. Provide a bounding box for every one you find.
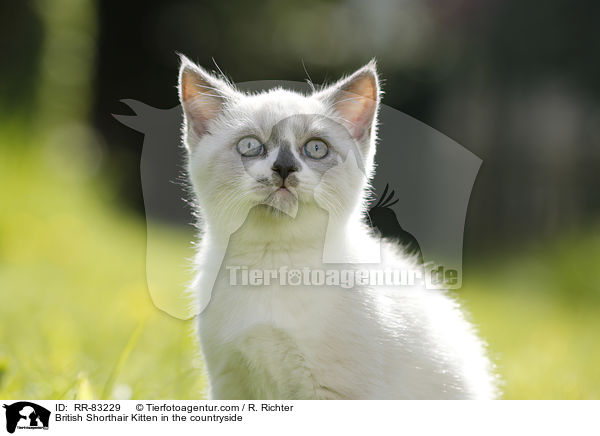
[3,0,599,256]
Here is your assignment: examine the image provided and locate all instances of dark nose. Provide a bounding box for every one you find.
[272,148,298,180]
[272,163,297,180]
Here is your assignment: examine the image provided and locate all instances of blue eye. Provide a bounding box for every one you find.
[236,136,264,157]
[303,139,328,159]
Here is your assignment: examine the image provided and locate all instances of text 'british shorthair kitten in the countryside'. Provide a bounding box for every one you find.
[178,54,498,399]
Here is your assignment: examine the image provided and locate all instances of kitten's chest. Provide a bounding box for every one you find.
[205,273,339,344]
[197,239,364,398]
[224,239,324,270]
[215,244,330,325]
[199,281,343,398]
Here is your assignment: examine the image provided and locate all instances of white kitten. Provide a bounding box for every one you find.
[178,55,498,399]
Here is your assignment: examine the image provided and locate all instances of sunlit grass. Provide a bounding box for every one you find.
[0,125,205,399]
[460,236,600,399]
[463,289,600,399]
[0,122,598,399]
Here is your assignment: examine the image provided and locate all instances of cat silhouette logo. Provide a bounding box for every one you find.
[114,79,481,319]
[2,402,50,433]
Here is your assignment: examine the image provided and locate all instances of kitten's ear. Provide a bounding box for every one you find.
[178,55,237,138]
[316,60,380,141]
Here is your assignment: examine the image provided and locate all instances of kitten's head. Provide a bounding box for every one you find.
[178,56,380,232]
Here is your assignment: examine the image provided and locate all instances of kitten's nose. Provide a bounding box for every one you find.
[271,163,297,180]
[272,148,298,181]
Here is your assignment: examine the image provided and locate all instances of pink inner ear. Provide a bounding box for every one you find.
[181,71,223,137]
[182,74,198,102]
[346,97,377,139]
[334,76,378,140]
[184,96,221,136]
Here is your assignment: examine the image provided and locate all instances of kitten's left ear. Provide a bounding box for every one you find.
[316,60,381,141]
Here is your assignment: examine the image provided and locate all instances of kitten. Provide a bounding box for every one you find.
[178,55,498,399]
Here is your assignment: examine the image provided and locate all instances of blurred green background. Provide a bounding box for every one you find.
[1,0,599,399]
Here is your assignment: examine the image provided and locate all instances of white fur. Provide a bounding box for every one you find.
[179,57,498,399]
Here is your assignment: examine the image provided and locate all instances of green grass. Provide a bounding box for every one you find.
[460,234,600,399]
[0,124,598,399]
[0,127,205,399]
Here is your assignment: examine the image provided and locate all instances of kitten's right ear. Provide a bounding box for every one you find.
[313,61,380,142]
[178,55,236,138]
